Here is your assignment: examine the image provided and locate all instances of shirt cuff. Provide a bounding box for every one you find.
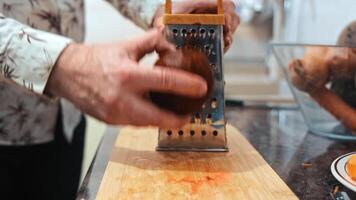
[1,19,72,94]
[108,0,164,30]
[134,0,165,29]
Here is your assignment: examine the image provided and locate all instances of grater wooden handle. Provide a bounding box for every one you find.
[165,0,224,15]
[217,0,224,14]
[165,0,172,14]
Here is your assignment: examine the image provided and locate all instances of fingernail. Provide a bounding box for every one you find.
[199,81,208,96]
[226,37,232,46]
[228,35,232,42]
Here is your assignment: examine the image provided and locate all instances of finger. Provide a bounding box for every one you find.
[122,66,208,98]
[223,12,239,34]
[193,0,220,8]
[121,95,190,128]
[223,14,232,34]
[222,1,239,35]
[153,17,165,32]
[230,12,240,34]
[172,0,215,14]
[128,29,175,61]
[224,34,233,52]
[175,0,240,14]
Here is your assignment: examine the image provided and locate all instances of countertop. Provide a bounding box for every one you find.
[77,106,356,200]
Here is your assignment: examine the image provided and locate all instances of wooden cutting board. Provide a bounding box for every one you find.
[96,124,298,200]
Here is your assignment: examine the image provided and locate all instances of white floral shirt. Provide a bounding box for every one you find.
[0,0,162,145]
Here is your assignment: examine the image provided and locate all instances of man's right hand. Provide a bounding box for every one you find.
[46,30,208,128]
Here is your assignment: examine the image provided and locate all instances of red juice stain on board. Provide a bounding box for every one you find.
[165,172,228,194]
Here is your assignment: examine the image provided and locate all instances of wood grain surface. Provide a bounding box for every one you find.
[96,124,298,200]
[163,14,225,25]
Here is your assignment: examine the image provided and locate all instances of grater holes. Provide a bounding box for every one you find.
[211,98,217,109]
[194,113,201,123]
[209,29,216,38]
[190,130,195,136]
[204,44,212,55]
[199,28,206,34]
[206,113,212,124]
[190,28,197,34]
[210,63,216,69]
[167,130,172,136]
[201,130,207,136]
[181,28,187,35]
[199,28,206,38]
[172,28,178,34]
[186,30,192,36]
[178,130,184,136]
[213,130,218,136]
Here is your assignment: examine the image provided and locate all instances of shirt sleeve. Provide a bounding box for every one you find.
[0,13,72,94]
[105,0,164,30]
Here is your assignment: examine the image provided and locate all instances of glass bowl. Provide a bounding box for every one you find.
[272,43,356,141]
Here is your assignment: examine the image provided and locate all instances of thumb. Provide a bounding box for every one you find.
[129,29,175,61]
[172,0,217,14]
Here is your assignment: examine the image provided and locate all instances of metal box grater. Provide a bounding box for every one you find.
[156,0,228,152]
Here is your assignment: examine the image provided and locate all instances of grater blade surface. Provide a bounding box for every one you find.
[156,24,228,152]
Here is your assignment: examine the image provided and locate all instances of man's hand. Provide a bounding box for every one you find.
[152,0,239,52]
[325,47,356,80]
[46,30,208,128]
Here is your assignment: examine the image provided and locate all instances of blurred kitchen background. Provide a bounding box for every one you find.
[81,0,356,181]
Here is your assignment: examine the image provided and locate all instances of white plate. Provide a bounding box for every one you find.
[331,152,356,192]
